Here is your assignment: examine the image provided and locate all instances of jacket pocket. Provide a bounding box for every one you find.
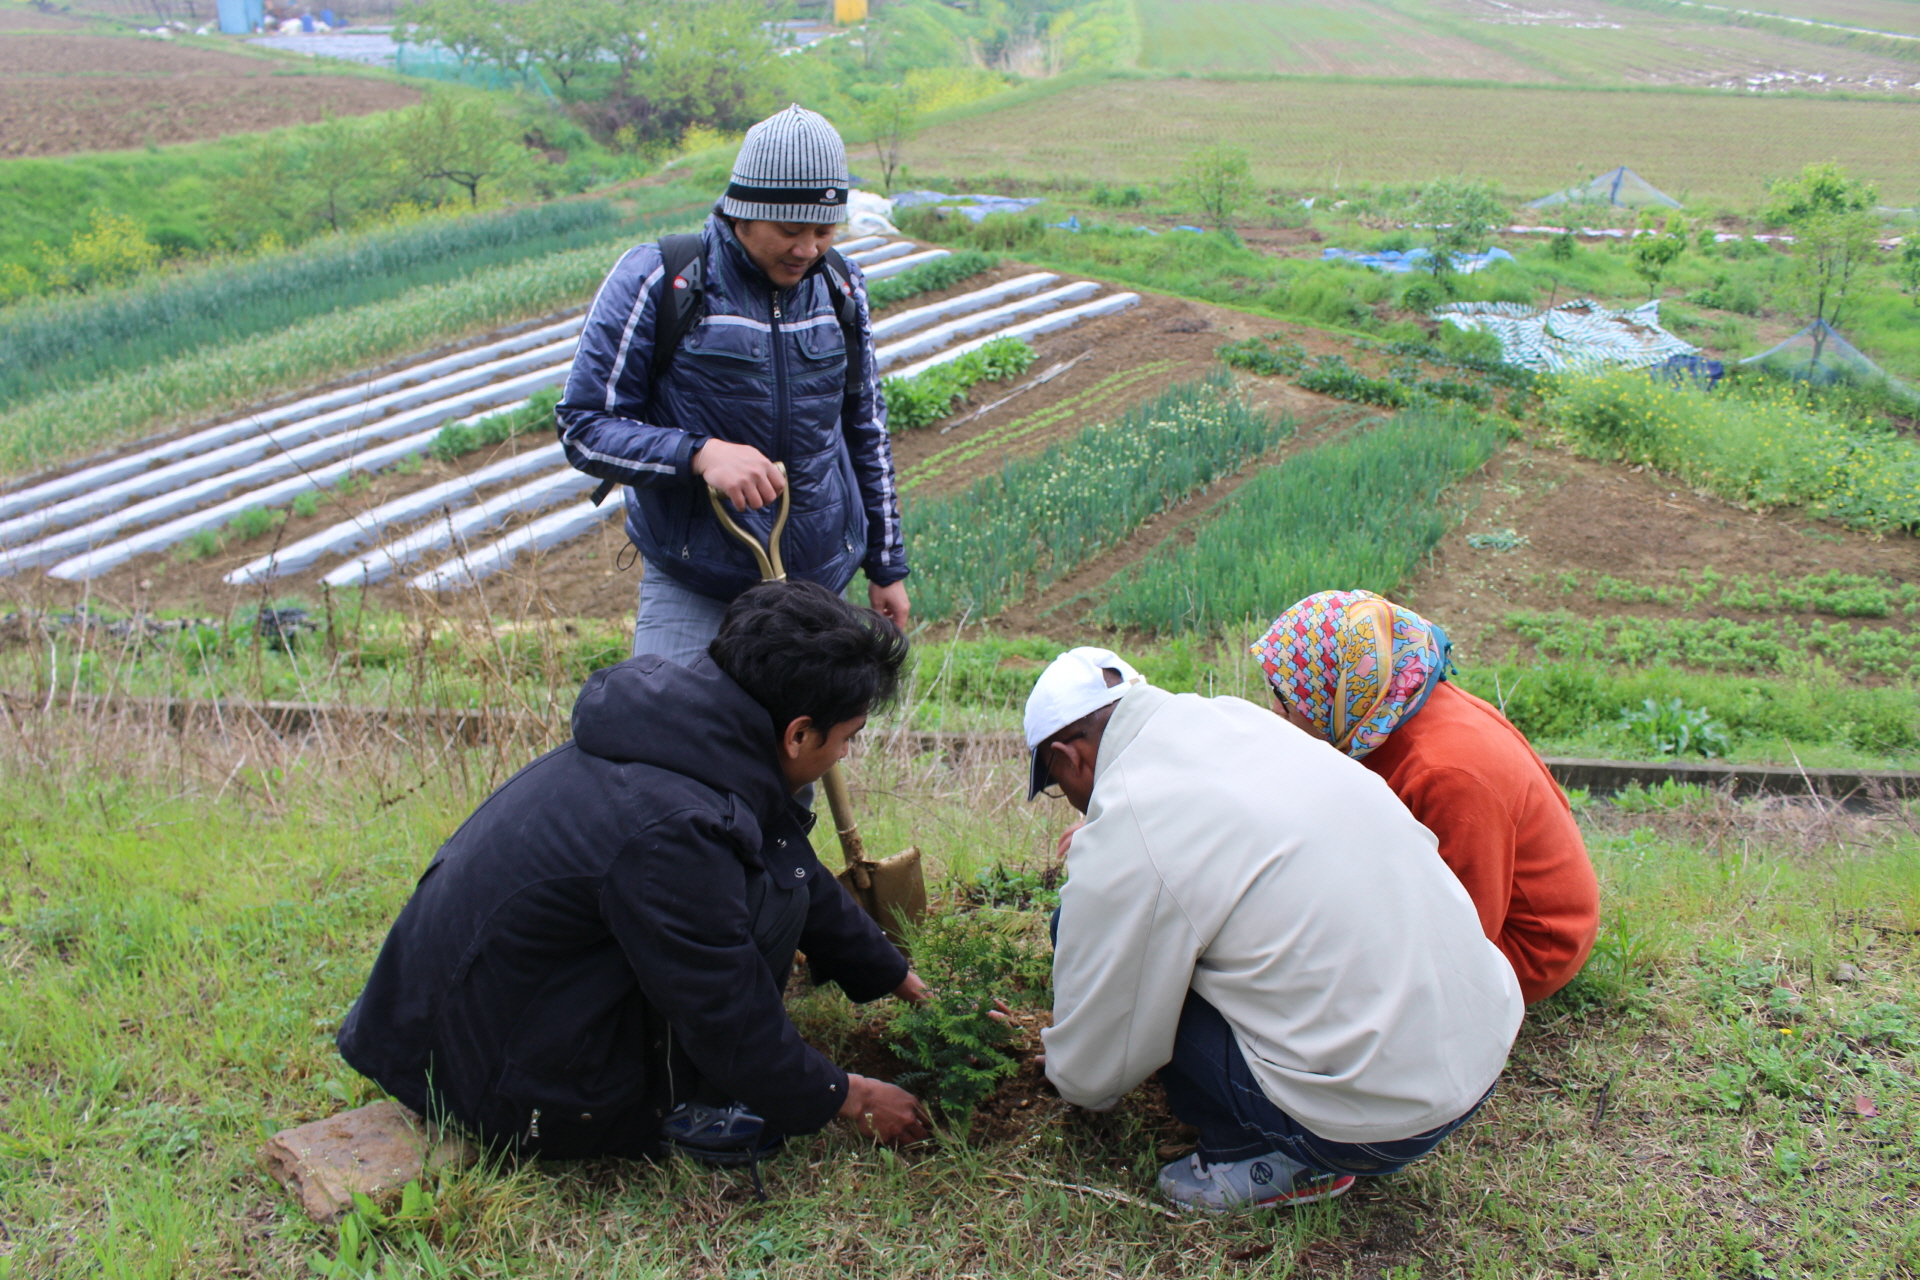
[680,318,769,382]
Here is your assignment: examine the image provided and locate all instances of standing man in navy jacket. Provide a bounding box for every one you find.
[558,104,910,661]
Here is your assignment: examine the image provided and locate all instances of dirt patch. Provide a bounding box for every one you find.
[1396,438,1920,664]
[0,8,90,29]
[0,33,417,157]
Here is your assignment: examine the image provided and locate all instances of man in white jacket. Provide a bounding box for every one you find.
[1026,647,1524,1213]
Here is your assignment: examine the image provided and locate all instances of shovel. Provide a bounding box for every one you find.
[706,474,928,946]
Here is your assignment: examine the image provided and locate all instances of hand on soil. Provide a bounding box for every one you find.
[692,439,785,510]
[894,971,930,1005]
[840,1074,930,1145]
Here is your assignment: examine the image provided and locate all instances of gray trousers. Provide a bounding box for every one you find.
[633,561,814,812]
[630,559,731,664]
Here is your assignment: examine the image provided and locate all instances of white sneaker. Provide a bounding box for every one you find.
[1155,1149,1357,1213]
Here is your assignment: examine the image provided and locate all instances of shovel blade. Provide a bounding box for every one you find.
[837,845,927,947]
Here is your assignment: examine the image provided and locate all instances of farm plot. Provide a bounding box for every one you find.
[0,238,1184,617]
[903,76,1920,206]
[0,30,417,158]
[1134,0,1543,79]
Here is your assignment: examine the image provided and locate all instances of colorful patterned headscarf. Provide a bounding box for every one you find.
[1249,590,1453,759]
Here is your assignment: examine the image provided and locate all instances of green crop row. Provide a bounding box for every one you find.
[866,251,997,311]
[1544,370,1920,533]
[0,203,633,412]
[1590,568,1920,619]
[898,359,1178,491]
[1096,408,1511,634]
[1222,337,1495,410]
[1508,609,1920,679]
[882,336,1036,431]
[431,388,563,462]
[903,373,1291,623]
[0,242,642,480]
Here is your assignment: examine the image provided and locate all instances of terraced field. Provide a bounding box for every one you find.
[904,76,1920,204]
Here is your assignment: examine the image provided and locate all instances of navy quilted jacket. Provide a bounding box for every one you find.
[556,213,909,601]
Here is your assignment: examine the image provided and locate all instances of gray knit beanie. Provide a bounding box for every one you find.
[720,104,850,225]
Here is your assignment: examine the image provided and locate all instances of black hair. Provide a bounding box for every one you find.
[709,580,909,737]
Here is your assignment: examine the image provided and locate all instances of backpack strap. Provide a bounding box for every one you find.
[591,234,707,507]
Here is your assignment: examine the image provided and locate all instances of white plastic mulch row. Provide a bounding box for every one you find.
[8,360,571,580]
[862,249,949,282]
[874,282,1101,371]
[0,315,582,523]
[885,293,1141,383]
[225,442,567,586]
[0,336,579,550]
[869,272,1057,343]
[321,466,595,588]
[410,500,622,593]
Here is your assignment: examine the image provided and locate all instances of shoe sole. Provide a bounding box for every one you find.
[1253,1174,1356,1209]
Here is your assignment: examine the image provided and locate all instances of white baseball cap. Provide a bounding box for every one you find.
[1023,647,1145,799]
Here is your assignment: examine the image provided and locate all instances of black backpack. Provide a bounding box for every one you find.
[588,233,862,507]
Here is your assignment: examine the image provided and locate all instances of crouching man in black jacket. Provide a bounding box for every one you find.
[336,580,929,1162]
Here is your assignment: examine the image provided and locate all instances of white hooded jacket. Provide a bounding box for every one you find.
[1042,683,1524,1144]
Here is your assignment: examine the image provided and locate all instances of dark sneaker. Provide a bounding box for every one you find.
[660,1102,783,1168]
[1156,1150,1356,1213]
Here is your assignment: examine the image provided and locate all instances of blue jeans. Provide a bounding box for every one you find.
[1046,910,1489,1177]
[1159,990,1493,1176]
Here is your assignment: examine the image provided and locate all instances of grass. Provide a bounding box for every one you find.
[0,237,672,481]
[900,75,1920,210]
[3,669,1920,1275]
[901,372,1291,623]
[0,203,639,412]
[1095,407,1512,633]
[1543,369,1920,533]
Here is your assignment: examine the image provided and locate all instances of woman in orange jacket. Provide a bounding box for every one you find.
[1250,590,1599,1003]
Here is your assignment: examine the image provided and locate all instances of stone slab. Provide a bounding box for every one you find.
[261,1100,476,1223]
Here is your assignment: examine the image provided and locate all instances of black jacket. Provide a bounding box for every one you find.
[335,655,908,1158]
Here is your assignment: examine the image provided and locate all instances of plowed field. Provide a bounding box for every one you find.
[0,31,416,157]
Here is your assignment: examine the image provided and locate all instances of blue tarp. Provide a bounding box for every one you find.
[1322,247,1517,274]
[891,191,1045,223]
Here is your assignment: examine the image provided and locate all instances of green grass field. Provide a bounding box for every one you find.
[903,74,1920,206]
[3,682,1919,1277]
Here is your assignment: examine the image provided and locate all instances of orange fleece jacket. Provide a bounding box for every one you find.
[1362,683,1600,1003]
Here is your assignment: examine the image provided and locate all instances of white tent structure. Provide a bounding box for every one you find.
[1528,167,1681,211]
[1740,320,1917,400]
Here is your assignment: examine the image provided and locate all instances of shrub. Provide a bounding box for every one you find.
[888,911,1036,1117]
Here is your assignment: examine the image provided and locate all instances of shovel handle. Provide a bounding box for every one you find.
[705,463,790,581]
[821,763,872,887]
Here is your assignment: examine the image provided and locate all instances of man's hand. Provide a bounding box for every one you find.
[839,1073,930,1144]
[1055,820,1085,862]
[691,439,785,510]
[869,580,910,630]
[894,971,929,1005]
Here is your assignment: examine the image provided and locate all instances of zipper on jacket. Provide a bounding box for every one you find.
[770,288,791,466]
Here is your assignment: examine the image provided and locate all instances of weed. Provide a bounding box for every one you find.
[1618,697,1731,757]
[430,387,562,461]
